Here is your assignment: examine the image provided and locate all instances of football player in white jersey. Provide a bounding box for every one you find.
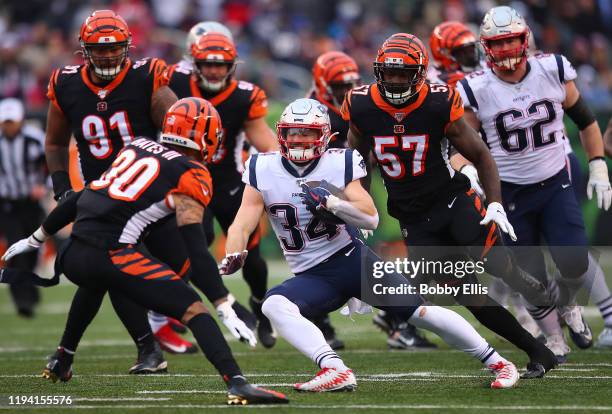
[219,98,521,391]
[455,6,612,359]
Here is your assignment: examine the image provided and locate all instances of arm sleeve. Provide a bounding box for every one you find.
[169,163,213,207]
[241,154,259,191]
[247,86,268,120]
[349,149,367,183]
[148,58,170,94]
[41,190,83,235]
[555,54,577,83]
[46,69,64,114]
[456,79,477,113]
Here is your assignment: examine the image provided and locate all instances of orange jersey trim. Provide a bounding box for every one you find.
[370,83,429,123]
[80,58,132,99]
[189,77,238,106]
[168,166,213,208]
[247,87,268,120]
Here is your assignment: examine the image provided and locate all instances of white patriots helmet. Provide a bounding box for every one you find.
[277,98,332,163]
[185,21,233,53]
[480,6,530,71]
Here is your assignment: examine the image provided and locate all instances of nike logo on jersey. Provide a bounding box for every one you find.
[345,247,356,256]
[448,197,457,209]
[229,186,240,196]
[562,183,571,189]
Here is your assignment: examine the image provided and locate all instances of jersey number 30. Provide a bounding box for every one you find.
[90,149,159,201]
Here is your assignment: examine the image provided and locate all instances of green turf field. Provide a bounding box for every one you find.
[1,264,611,414]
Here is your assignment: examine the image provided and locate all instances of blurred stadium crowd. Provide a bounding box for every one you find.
[1,0,611,124]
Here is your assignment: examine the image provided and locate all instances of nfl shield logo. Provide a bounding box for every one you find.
[98,89,108,99]
[97,101,107,112]
[394,113,404,122]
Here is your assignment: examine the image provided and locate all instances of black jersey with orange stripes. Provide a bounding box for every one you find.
[71,137,212,249]
[308,90,349,148]
[166,66,268,179]
[47,58,168,183]
[341,82,468,219]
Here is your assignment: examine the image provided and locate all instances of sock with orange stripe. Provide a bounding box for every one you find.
[187,313,242,378]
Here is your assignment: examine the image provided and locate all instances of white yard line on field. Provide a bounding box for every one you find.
[1,404,612,411]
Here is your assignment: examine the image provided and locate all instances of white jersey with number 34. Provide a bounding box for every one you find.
[242,149,367,273]
[457,54,576,185]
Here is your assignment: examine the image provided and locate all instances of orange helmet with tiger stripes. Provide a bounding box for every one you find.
[79,10,132,80]
[190,32,238,93]
[429,21,480,73]
[160,98,223,164]
[312,51,361,108]
[374,33,429,105]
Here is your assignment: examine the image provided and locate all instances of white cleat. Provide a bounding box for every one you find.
[489,361,519,389]
[294,368,357,392]
[559,305,593,349]
[545,334,570,363]
[595,326,612,348]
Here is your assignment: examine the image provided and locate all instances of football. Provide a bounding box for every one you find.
[304,180,347,224]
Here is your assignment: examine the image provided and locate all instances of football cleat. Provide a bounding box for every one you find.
[313,315,345,350]
[129,339,168,375]
[226,376,289,405]
[155,323,198,354]
[41,347,73,383]
[250,296,276,349]
[545,334,570,364]
[489,361,519,389]
[559,306,593,349]
[595,326,612,348]
[521,344,557,379]
[373,311,436,348]
[168,317,188,334]
[294,368,357,392]
[387,324,437,349]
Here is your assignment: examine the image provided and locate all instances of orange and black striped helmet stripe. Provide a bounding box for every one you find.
[430,21,476,70]
[376,33,429,66]
[161,97,222,163]
[191,32,236,63]
[79,10,131,45]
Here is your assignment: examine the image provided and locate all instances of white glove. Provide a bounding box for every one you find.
[216,298,257,347]
[340,297,373,320]
[480,201,517,242]
[587,159,612,211]
[1,228,47,262]
[460,164,485,198]
[218,250,248,275]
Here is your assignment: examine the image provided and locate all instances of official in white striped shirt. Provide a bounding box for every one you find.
[0,98,47,317]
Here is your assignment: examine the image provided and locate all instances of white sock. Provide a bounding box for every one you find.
[584,253,612,325]
[488,279,511,307]
[262,295,348,371]
[408,305,506,367]
[148,311,168,334]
